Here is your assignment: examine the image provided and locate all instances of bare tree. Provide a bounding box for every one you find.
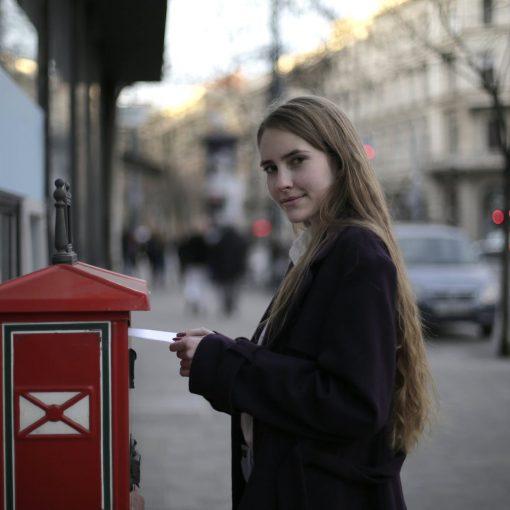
[386,0,510,356]
[308,0,510,355]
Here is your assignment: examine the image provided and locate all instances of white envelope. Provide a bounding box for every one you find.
[128,328,177,343]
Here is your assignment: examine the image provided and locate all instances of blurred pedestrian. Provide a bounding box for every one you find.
[164,236,181,288]
[206,224,247,316]
[146,229,166,288]
[133,225,152,280]
[169,96,436,510]
[177,229,209,315]
[268,238,288,290]
[122,228,139,276]
[247,240,270,288]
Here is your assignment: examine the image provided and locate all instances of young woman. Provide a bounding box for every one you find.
[169,96,436,510]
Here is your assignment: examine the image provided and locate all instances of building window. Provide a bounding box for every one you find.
[0,191,20,282]
[445,1,460,33]
[487,117,500,151]
[480,52,494,87]
[483,0,493,24]
[445,111,459,154]
[442,53,457,92]
[481,66,494,87]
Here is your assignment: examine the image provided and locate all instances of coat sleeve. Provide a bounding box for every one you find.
[189,242,398,443]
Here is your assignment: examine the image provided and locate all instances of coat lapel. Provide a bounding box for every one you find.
[250,297,273,343]
[263,229,342,349]
[250,261,293,344]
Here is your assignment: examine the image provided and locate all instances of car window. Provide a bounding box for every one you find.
[398,237,479,265]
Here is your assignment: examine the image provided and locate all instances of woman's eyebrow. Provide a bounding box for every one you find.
[260,149,310,167]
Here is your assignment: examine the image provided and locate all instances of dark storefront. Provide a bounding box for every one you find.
[18,0,166,267]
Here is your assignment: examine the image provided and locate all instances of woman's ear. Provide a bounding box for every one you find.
[327,150,343,173]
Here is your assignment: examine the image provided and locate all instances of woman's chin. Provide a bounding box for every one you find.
[285,213,302,223]
[286,214,311,224]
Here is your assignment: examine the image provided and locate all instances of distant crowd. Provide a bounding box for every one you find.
[121,222,289,316]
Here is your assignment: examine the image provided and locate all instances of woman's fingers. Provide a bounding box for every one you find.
[179,359,191,377]
[169,339,186,352]
[170,342,192,377]
[170,329,213,378]
[178,327,213,337]
[170,341,192,360]
[170,337,200,356]
[180,359,191,370]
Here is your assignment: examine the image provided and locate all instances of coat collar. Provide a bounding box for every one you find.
[258,228,344,349]
[289,228,312,266]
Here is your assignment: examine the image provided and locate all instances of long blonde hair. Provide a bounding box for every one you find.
[257,96,436,454]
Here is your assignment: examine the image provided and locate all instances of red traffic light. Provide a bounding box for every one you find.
[492,209,505,225]
[364,144,376,160]
[252,219,272,238]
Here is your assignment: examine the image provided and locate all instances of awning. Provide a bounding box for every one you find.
[18,0,167,84]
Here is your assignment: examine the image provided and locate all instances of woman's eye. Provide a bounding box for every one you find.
[289,156,304,166]
[262,166,276,174]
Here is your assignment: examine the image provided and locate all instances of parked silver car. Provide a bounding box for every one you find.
[394,223,498,336]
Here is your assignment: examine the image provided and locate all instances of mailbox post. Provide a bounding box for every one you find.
[0,180,150,509]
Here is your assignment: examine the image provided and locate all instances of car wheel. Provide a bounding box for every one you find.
[481,323,493,337]
[423,320,441,339]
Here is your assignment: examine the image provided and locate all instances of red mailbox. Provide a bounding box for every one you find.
[0,259,149,509]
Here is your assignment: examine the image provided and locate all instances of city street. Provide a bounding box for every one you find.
[3,1,510,509]
[130,282,510,510]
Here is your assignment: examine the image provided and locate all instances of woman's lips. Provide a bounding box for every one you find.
[281,195,305,205]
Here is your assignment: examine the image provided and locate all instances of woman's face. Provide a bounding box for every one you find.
[259,128,334,226]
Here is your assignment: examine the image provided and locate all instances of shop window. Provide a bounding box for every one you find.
[29,214,45,271]
[0,191,20,282]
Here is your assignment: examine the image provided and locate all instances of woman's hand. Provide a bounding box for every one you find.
[169,327,214,377]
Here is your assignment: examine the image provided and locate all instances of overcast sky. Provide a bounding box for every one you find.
[119,0,382,108]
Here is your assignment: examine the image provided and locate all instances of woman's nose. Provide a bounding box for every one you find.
[275,167,292,190]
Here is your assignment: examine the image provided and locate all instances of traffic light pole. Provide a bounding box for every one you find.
[268,0,283,103]
[267,0,284,239]
[499,152,510,357]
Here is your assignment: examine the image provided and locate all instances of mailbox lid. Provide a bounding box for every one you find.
[0,262,150,313]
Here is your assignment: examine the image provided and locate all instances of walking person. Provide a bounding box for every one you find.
[169,96,436,509]
[177,228,210,315]
[121,228,139,276]
[207,223,248,316]
[145,229,166,288]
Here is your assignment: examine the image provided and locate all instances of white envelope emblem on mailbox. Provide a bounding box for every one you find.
[18,391,90,436]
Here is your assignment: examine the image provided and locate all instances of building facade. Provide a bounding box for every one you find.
[122,0,510,246]
[311,0,510,240]
[0,0,167,281]
[0,0,45,281]
[118,74,272,245]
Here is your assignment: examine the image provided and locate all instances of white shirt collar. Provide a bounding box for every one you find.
[289,228,313,266]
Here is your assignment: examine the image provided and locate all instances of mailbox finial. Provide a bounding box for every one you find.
[52,178,78,264]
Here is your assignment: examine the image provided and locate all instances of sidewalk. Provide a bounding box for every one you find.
[131,285,510,510]
[130,284,270,510]
[402,328,510,509]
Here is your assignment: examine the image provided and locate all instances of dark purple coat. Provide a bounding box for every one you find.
[189,226,407,510]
